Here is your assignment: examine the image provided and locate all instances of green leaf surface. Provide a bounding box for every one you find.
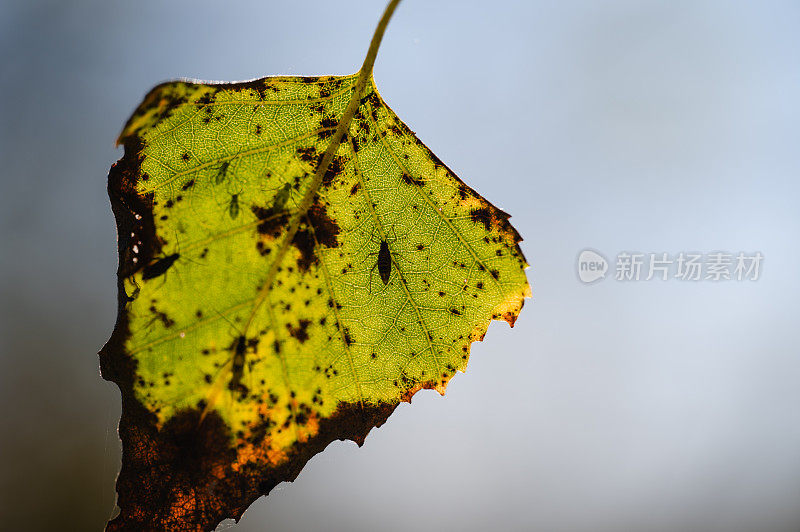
[101,1,530,530]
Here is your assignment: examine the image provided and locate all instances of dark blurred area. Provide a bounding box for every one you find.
[2,1,799,531]
[1,2,122,529]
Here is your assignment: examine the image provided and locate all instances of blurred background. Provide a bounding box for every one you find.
[1,1,799,530]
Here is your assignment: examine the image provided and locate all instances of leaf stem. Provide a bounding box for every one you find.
[293,0,402,225]
[245,0,402,331]
[358,0,403,89]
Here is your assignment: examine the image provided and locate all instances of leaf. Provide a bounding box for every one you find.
[100,1,530,530]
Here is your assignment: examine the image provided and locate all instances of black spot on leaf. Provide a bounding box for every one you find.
[342,327,353,346]
[287,319,311,343]
[291,202,341,271]
[296,146,318,164]
[252,206,289,238]
[322,156,345,187]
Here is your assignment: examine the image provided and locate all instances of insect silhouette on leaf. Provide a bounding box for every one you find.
[270,183,292,214]
[228,333,247,392]
[200,312,252,423]
[211,310,250,393]
[141,253,180,280]
[377,240,391,284]
[366,225,399,292]
[139,233,195,282]
[214,161,231,185]
[228,194,240,219]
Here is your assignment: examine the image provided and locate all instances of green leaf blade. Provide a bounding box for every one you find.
[103,14,528,532]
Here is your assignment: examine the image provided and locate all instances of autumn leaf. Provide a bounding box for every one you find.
[100,0,530,530]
